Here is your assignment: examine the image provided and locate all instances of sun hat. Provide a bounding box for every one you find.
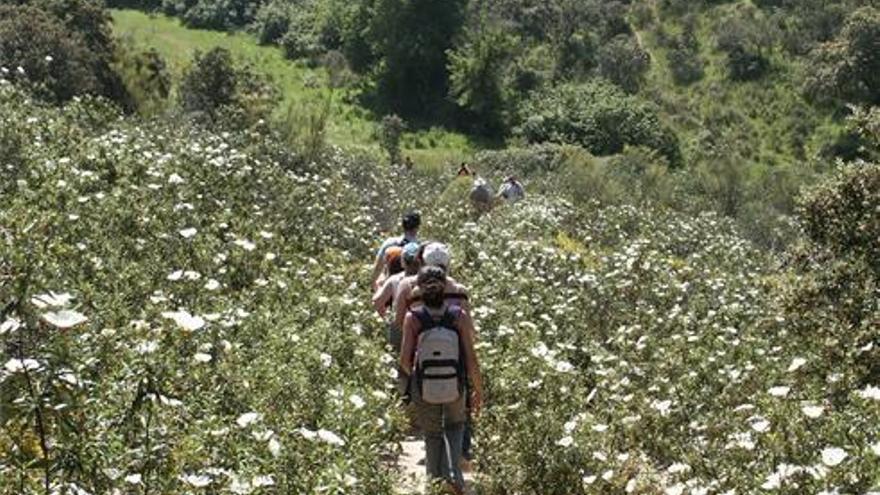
[421,242,450,270]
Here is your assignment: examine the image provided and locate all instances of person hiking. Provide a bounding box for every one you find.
[469,174,493,215]
[375,246,405,291]
[405,156,414,171]
[393,242,477,468]
[371,211,420,291]
[393,242,469,332]
[373,242,421,397]
[456,162,472,177]
[400,265,483,495]
[498,175,525,204]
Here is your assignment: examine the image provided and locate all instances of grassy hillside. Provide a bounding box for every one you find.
[111,9,479,167]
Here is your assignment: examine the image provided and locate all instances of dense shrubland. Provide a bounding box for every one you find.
[3,0,880,493]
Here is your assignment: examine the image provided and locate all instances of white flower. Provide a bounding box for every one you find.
[31,291,73,308]
[180,474,211,487]
[582,475,597,485]
[870,442,880,456]
[801,404,824,418]
[0,317,21,335]
[236,412,260,428]
[298,427,317,440]
[768,386,791,398]
[787,357,807,372]
[317,429,345,446]
[319,353,332,368]
[252,475,274,487]
[4,358,41,373]
[858,385,880,401]
[349,394,365,410]
[665,484,685,495]
[651,399,673,415]
[179,227,198,238]
[136,340,159,354]
[821,447,847,467]
[124,474,142,485]
[234,239,256,251]
[45,55,53,62]
[167,270,184,281]
[750,419,771,433]
[193,353,212,363]
[554,360,574,373]
[168,173,185,184]
[42,310,87,329]
[161,310,205,331]
[268,438,282,457]
[591,424,608,433]
[556,435,574,447]
[204,279,221,291]
[666,463,691,474]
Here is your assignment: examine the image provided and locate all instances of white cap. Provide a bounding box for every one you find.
[422,242,450,270]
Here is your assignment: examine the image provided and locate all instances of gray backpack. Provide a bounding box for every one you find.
[414,307,464,405]
[470,182,492,204]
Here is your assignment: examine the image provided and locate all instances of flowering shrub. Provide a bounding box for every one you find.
[2,78,880,495]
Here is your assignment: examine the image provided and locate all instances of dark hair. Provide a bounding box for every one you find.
[417,265,446,308]
[388,256,404,276]
[402,211,421,231]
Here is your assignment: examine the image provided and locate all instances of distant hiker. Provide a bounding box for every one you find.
[456,162,472,177]
[469,174,493,214]
[498,175,525,204]
[405,156,414,171]
[371,211,421,291]
[400,265,483,495]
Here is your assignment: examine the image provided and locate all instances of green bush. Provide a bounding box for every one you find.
[0,5,101,103]
[804,7,880,105]
[0,2,130,107]
[250,0,291,45]
[514,81,681,165]
[597,34,651,93]
[714,6,775,81]
[178,47,276,126]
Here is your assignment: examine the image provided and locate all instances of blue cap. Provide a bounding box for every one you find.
[402,242,420,262]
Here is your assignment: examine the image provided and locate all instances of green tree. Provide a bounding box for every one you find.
[367,0,466,120]
[804,7,880,105]
[515,81,681,165]
[447,26,512,136]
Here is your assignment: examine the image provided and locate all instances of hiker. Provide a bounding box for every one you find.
[498,175,525,204]
[456,162,472,177]
[469,174,493,214]
[405,156,414,171]
[373,242,421,344]
[375,246,405,290]
[371,211,421,290]
[393,242,469,332]
[400,265,483,495]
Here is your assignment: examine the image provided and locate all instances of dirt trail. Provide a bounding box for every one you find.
[393,436,476,495]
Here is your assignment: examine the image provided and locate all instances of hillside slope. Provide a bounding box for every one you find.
[3,76,879,494]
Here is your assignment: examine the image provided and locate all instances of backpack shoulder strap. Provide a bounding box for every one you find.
[413,306,435,334]
[440,305,462,330]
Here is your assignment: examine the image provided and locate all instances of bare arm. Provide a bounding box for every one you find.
[371,279,393,317]
[456,309,483,414]
[370,251,385,290]
[400,312,419,375]
[394,280,412,330]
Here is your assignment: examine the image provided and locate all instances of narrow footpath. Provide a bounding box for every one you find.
[393,437,476,495]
